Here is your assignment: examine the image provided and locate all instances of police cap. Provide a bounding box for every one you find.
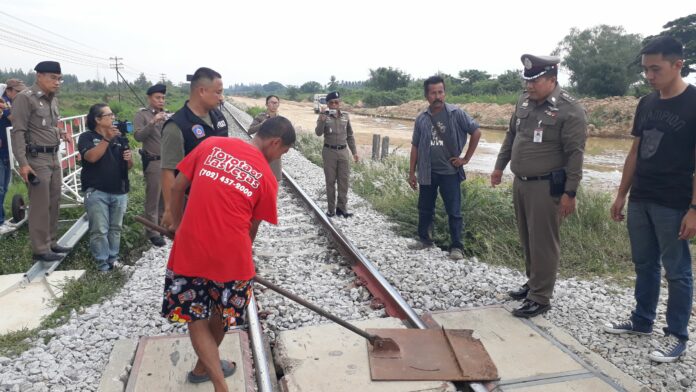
[147,84,167,95]
[34,61,62,74]
[520,54,559,80]
[326,91,340,101]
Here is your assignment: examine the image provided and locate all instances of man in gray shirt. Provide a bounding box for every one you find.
[408,75,481,260]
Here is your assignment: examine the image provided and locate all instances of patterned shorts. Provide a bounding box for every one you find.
[160,269,253,331]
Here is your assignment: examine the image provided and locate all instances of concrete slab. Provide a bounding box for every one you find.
[0,270,84,334]
[98,338,139,392]
[431,306,645,392]
[125,332,254,392]
[275,317,455,392]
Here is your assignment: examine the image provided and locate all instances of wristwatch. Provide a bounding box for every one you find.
[564,191,577,198]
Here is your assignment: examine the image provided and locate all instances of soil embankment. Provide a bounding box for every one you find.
[352,96,639,138]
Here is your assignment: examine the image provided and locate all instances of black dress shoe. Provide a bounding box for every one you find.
[508,284,529,300]
[336,208,353,218]
[50,245,72,254]
[326,211,335,217]
[149,236,166,247]
[512,299,551,318]
[34,252,63,262]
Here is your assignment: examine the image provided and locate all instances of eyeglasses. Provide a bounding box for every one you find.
[99,112,116,118]
[47,74,64,83]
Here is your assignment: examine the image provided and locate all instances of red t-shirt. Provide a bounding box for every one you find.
[167,137,278,282]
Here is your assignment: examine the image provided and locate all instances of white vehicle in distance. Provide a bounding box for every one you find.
[313,94,327,114]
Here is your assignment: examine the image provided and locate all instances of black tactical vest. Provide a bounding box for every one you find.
[166,101,229,156]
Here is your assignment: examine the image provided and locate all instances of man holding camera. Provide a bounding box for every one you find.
[491,54,587,318]
[315,91,358,217]
[134,83,168,247]
[160,67,228,228]
[10,61,72,262]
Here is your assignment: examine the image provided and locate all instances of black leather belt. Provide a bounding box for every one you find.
[324,144,346,150]
[27,145,59,153]
[516,174,551,181]
[148,155,161,161]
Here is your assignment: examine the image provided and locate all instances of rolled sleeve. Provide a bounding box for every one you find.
[160,122,185,170]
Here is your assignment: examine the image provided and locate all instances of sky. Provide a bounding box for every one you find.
[1,1,694,87]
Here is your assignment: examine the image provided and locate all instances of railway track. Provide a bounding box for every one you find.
[222,103,489,392]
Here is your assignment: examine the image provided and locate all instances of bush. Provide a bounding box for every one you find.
[246,106,266,118]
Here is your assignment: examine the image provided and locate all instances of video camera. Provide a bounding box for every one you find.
[113,119,132,134]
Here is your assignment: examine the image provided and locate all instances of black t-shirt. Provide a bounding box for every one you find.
[78,130,130,194]
[630,84,696,209]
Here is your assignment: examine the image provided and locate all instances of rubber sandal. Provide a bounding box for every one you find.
[187,360,237,383]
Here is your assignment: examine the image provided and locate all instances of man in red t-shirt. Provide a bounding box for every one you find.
[161,116,295,390]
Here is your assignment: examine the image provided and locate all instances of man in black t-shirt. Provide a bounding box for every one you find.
[78,104,133,271]
[604,36,696,363]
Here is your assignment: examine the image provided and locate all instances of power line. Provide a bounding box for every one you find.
[0,26,107,62]
[0,33,109,67]
[0,10,110,57]
[0,42,109,69]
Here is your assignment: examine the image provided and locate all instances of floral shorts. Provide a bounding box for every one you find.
[160,269,253,331]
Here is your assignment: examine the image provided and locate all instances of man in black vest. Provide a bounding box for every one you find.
[160,67,228,228]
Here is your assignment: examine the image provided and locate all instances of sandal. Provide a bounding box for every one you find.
[187,359,237,383]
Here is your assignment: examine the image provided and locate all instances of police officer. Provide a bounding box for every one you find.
[315,91,358,217]
[160,67,228,228]
[10,61,72,261]
[248,95,282,181]
[134,84,167,247]
[491,54,587,318]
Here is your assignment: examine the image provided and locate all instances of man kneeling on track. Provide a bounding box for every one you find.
[160,116,295,391]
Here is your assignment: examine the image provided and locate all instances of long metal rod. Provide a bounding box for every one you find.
[255,276,378,344]
[247,295,274,392]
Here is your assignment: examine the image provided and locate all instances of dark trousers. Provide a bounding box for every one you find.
[417,172,463,249]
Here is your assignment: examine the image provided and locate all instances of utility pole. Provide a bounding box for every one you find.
[109,56,123,102]
[159,73,167,84]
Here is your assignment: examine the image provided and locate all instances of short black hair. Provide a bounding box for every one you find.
[258,116,296,146]
[266,95,279,104]
[640,36,684,60]
[423,75,445,96]
[190,67,222,90]
[87,103,109,131]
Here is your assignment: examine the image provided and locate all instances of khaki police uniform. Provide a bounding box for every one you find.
[315,111,357,214]
[134,106,165,239]
[249,112,282,181]
[10,84,63,255]
[495,83,587,306]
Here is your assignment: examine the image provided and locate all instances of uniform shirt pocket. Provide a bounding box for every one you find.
[540,115,560,141]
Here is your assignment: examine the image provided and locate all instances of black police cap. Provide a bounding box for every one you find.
[146,84,167,95]
[34,61,61,74]
[326,91,340,101]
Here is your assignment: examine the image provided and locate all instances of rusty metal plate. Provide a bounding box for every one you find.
[366,328,499,382]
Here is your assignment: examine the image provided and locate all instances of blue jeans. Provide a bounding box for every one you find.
[417,172,463,249]
[85,189,128,271]
[628,201,693,341]
[0,158,10,222]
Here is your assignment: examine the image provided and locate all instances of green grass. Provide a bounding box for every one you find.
[295,133,633,281]
[246,106,266,118]
[0,134,150,357]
